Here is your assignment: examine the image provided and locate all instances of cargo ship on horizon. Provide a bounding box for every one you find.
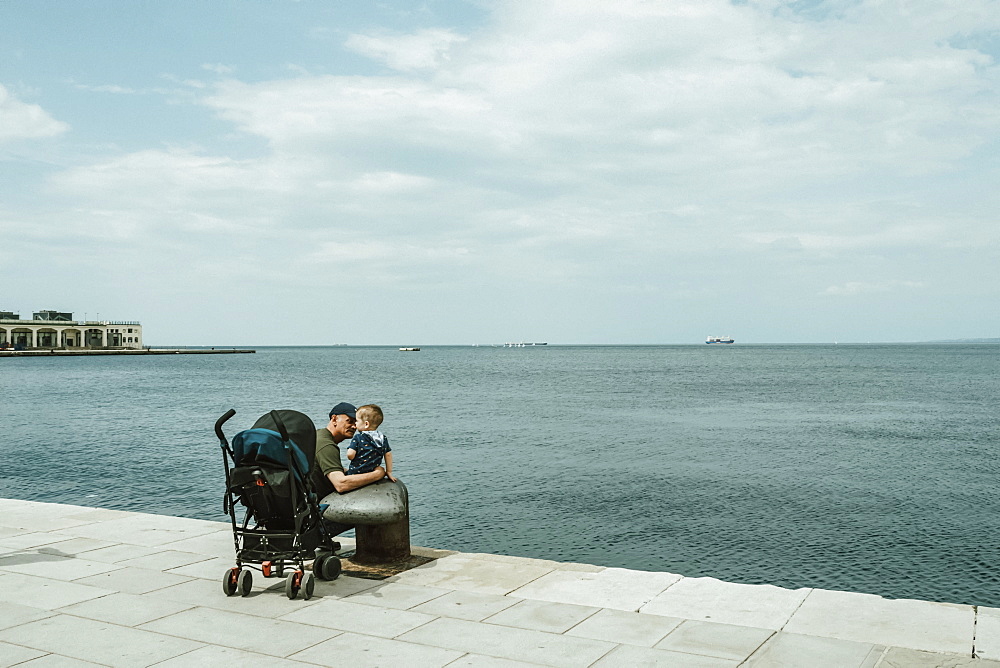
[706,336,735,344]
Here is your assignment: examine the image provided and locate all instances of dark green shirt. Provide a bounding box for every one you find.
[311,427,345,499]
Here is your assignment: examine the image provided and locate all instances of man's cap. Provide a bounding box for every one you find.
[329,402,357,419]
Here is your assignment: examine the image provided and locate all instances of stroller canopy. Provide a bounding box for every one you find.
[231,410,317,479]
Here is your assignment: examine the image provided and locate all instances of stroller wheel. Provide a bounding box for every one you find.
[313,554,327,580]
[237,568,253,597]
[285,570,302,599]
[302,572,315,600]
[222,567,239,596]
[318,554,341,581]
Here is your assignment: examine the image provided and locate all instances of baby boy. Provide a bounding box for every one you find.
[346,404,395,481]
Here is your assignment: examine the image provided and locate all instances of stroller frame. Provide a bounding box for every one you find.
[215,408,342,600]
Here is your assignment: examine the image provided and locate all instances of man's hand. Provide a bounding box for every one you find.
[328,467,386,493]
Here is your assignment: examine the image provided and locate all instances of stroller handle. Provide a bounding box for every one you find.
[266,410,309,483]
[269,410,290,443]
[215,408,237,442]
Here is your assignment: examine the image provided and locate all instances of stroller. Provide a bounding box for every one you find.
[214,408,342,600]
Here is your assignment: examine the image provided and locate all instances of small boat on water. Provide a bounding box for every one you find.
[399,347,420,351]
[706,336,735,344]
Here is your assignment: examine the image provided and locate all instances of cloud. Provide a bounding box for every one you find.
[349,171,435,193]
[743,221,950,252]
[0,84,68,142]
[72,83,136,94]
[344,29,468,71]
[202,63,235,75]
[203,75,491,152]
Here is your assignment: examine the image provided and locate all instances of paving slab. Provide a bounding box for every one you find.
[639,576,810,630]
[0,504,104,533]
[589,644,739,667]
[509,567,681,612]
[654,619,774,661]
[154,527,234,555]
[392,554,555,595]
[118,548,214,571]
[397,617,617,668]
[1,500,110,516]
[742,632,885,667]
[279,597,439,638]
[63,507,138,523]
[880,646,1000,667]
[483,599,600,634]
[56,514,223,547]
[345,581,451,609]
[13,654,108,667]
[163,555,236,580]
[467,553,603,573]
[72,543,160,564]
[554,562,608,573]
[0,525,31,539]
[976,606,1000,660]
[0,532,84,551]
[71,565,193,594]
[782,588,975,654]
[0,572,113,609]
[139,606,338,657]
[410,589,522,621]
[0,614,204,667]
[37,537,119,556]
[444,655,549,667]
[307,572,387,599]
[0,641,47,667]
[149,644,323,667]
[565,608,684,647]
[289,631,464,668]
[0,600,55,631]
[57,591,194,626]
[410,544,457,560]
[0,552,123,581]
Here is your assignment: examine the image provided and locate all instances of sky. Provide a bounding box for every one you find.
[1,0,998,345]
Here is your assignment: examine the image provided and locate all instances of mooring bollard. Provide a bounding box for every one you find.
[321,479,410,564]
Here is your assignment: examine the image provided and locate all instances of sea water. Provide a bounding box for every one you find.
[2,344,998,605]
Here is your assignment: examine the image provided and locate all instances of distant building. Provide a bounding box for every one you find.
[0,311,143,349]
[33,310,73,321]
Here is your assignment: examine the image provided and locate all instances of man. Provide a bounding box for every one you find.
[313,402,386,496]
[311,402,386,536]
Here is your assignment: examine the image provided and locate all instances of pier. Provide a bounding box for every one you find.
[0,497,996,666]
[0,348,255,357]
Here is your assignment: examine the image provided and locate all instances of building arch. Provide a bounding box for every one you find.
[36,328,59,347]
[83,329,105,348]
[10,328,33,347]
[60,328,82,347]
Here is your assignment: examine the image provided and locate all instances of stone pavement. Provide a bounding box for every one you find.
[0,497,998,667]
